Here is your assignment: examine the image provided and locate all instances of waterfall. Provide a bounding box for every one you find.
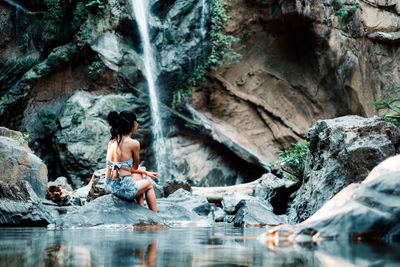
[129,0,167,182]
[200,0,207,40]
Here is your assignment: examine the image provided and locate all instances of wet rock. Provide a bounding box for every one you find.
[48,177,73,192]
[0,133,48,197]
[288,116,400,223]
[252,173,299,215]
[70,185,90,206]
[59,194,164,227]
[156,200,198,223]
[299,155,400,241]
[167,188,212,217]
[46,185,72,206]
[222,193,256,215]
[163,179,191,197]
[0,180,55,226]
[212,207,226,222]
[233,198,286,227]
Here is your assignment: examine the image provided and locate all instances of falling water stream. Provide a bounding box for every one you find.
[130,0,167,182]
[200,0,207,40]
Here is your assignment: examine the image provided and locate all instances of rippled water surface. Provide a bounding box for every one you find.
[0,226,399,267]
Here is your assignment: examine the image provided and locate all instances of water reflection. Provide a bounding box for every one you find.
[0,226,399,267]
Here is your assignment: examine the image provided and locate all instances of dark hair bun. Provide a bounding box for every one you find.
[107,111,120,127]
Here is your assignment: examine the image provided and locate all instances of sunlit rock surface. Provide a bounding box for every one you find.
[0,130,47,197]
[59,194,164,227]
[299,154,400,240]
[288,116,400,223]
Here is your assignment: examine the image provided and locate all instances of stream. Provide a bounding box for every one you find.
[1,226,400,266]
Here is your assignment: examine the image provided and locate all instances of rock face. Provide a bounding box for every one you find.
[252,173,298,215]
[0,133,48,197]
[300,155,400,240]
[188,0,400,165]
[0,180,55,226]
[233,198,286,227]
[288,116,400,223]
[59,194,164,227]
[0,128,54,226]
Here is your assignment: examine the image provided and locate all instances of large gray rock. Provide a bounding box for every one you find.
[0,180,55,226]
[156,188,213,225]
[288,116,400,223]
[299,155,400,240]
[252,173,298,215]
[0,134,48,197]
[54,91,144,188]
[233,197,286,227]
[222,192,254,215]
[59,194,164,227]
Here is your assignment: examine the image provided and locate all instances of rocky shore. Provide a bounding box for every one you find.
[1,115,399,244]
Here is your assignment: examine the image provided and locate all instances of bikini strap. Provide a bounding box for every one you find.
[107,161,123,179]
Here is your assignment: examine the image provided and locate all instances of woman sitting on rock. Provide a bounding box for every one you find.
[104,110,157,212]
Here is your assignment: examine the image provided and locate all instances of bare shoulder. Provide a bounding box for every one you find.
[127,137,140,150]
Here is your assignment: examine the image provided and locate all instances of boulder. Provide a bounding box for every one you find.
[297,155,400,241]
[48,176,73,192]
[156,189,213,225]
[59,194,164,227]
[288,116,400,223]
[163,179,191,197]
[0,180,55,226]
[54,91,146,187]
[0,133,47,197]
[252,173,298,215]
[167,188,212,217]
[233,197,286,227]
[222,192,254,215]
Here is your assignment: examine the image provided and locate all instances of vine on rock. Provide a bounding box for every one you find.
[173,0,242,110]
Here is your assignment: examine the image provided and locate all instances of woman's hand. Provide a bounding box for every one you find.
[131,169,158,180]
[145,171,158,180]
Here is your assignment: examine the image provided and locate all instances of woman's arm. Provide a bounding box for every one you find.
[130,139,158,179]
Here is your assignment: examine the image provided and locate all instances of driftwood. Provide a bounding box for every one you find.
[192,178,262,203]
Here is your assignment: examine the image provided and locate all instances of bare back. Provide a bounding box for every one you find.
[106,136,140,178]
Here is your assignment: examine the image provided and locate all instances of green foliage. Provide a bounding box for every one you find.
[277,140,309,178]
[86,0,105,14]
[172,0,242,110]
[88,60,103,78]
[71,113,81,125]
[182,2,194,15]
[11,134,32,145]
[42,110,58,133]
[0,57,40,98]
[73,1,88,29]
[335,5,357,19]
[164,29,174,44]
[207,0,241,70]
[372,97,400,126]
[44,0,64,22]
[47,52,69,67]
[255,0,270,4]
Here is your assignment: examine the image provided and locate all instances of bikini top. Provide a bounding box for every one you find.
[106,159,134,179]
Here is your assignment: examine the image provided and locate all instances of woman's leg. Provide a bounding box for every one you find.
[136,179,157,213]
[132,173,144,205]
